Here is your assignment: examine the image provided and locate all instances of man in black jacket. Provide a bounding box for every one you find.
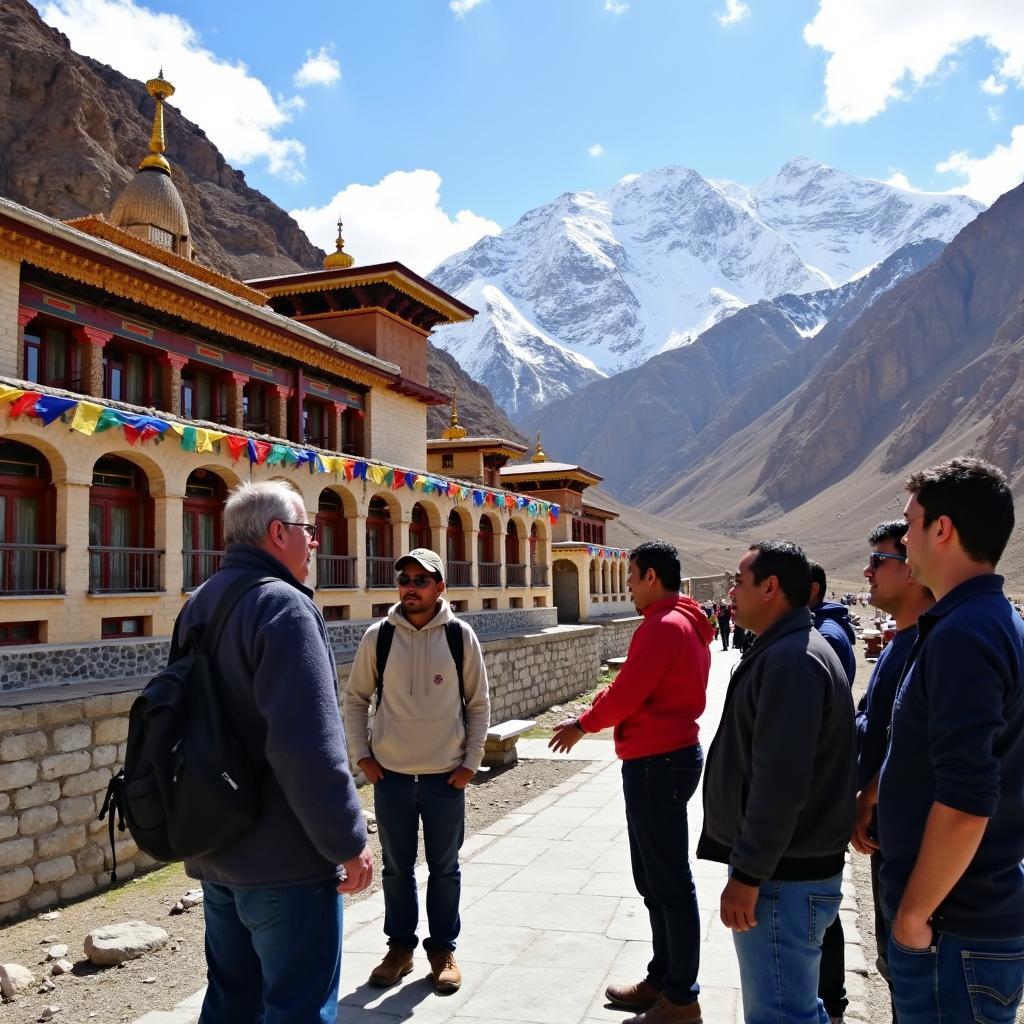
[698,540,855,1024]
[178,480,372,1024]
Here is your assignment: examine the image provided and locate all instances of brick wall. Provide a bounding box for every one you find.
[0,255,20,376]
[364,387,427,468]
[585,615,641,662]
[0,617,631,920]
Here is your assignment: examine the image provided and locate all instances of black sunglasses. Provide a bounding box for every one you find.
[868,552,907,569]
[397,573,438,589]
[280,520,320,541]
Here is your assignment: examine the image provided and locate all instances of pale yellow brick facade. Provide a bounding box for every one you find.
[0,255,20,377]
[364,387,427,469]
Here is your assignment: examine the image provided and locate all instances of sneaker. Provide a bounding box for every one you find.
[606,980,661,1011]
[625,994,703,1024]
[368,947,414,987]
[426,949,462,993]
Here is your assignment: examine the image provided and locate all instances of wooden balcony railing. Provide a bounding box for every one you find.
[447,560,472,587]
[317,554,357,589]
[478,562,501,588]
[506,563,527,587]
[366,556,393,588]
[182,549,224,591]
[88,547,164,594]
[530,564,549,587]
[0,543,65,595]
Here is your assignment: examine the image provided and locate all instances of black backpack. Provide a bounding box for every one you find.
[374,619,466,722]
[99,573,276,882]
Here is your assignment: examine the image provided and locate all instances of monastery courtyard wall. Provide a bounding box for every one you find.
[0,615,640,921]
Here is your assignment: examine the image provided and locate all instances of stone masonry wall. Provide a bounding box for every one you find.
[585,615,641,662]
[0,616,625,921]
[0,691,148,921]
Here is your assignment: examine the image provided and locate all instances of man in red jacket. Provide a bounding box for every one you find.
[550,541,714,1024]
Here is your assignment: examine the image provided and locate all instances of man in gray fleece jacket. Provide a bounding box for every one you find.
[697,540,855,1024]
[345,548,489,995]
[178,481,371,1024]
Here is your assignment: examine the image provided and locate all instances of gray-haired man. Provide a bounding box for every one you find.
[177,480,372,1024]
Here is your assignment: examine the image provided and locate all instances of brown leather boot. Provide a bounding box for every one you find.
[427,948,462,993]
[605,979,661,1011]
[368,947,414,987]
[625,994,702,1024]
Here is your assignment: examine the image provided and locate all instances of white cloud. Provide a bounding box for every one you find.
[294,47,341,89]
[603,0,629,14]
[981,74,1008,95]
[291,170,501,276]
[716,0,750,27]
[937,124,1024,203]
[588,143,605,157]
[882,171,914,190]
[450,0,486,17]
[803,1,1024,125]
[42,0,306,179]
[988,105,1002,122]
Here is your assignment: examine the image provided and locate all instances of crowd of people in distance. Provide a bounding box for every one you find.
[165,456,1022,1024]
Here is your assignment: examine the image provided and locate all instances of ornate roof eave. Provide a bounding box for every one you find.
[501,467,603,487]
[388,376,450,405]
[248,261,477,324]
[63,215,268,305]
[0,200,401,390]
[581,502,619,520]
[427,438,528,457]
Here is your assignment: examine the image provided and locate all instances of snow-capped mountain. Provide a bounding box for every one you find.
[428,158,984,418]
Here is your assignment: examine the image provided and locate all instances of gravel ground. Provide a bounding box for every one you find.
[0,756,585,1024]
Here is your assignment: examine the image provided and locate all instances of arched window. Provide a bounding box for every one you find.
[316,490,354,588]
[477,516,499,587]
[182,469,226,589]
[446,511,469,586]
[0,440,59,594]
[409,503,430,550]
[366,497,392,587]
[89,455,158,593]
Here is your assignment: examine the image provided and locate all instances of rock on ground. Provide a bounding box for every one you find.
[84,921,169,967]
[0,963,35,998]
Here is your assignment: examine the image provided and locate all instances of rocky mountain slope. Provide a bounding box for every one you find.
[0,0,517,440]
[522,239,944,497]
[641,180,1024,584]
[429,159,983,416]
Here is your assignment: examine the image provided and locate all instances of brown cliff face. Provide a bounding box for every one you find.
[0,0,323,276]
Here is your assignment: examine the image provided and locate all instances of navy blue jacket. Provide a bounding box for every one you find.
[812,601,857,685]
[179,545,367,888]
[855,626,917,790]
[878,575,1024,939]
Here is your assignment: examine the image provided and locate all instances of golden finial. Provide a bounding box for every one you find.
[140,71,175,173]
[324,216,355,269]
[441,387,468,439]
[531,430,547,463]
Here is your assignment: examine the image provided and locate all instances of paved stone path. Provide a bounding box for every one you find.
[133,646,865,1024]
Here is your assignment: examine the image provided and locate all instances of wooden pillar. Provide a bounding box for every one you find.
[328,402,345,453]
[227,372,249,429]
[74,326,112,399]
[270,386,292,441]
[292,367,304,443]
[160,352,189,416]
[16,306,37,381]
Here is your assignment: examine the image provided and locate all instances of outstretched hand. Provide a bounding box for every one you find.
[548,718,584,754]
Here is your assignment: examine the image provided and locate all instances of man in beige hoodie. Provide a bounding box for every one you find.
[344,549,490,994]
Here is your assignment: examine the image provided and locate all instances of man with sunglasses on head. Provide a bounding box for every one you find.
[848,523,934,1023]
[878,458,1024,1023]
[177,480,372,1024]
[345,548,490,995]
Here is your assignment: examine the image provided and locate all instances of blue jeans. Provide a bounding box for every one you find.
[199,878,343,1024]
[374,770,465,952]
[621,744,703,1007]
[888,929,1024,1023]
[732,872,843,1024]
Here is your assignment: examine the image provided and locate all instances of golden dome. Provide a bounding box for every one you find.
[323,217,354,269]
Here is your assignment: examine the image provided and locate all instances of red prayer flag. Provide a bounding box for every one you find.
[393,470,406,490]
[225,435,248,463]
[10,391,41,418]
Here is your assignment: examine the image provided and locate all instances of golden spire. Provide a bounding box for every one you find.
[324,217,355,269]
[531,430,547,463]
[441,387,468,439]
[140,70,175,173]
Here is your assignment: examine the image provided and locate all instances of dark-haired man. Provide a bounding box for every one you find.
[848,521,934,1022]
[808,560,857,686]
[698,541,855,1024]
[345,549,490,994]
[878,458,1024,1023]
[550,540,714,1024]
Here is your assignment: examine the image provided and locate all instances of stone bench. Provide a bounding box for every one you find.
[607,657,627,672]
[483,718,536,768]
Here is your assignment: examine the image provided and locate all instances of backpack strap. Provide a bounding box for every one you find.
[374,620,396,711]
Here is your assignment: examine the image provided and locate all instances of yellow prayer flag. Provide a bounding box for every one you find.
[0,386,25,404]
[69,402,103,436]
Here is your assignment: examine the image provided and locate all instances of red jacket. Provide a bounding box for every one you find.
[579,594,714,760]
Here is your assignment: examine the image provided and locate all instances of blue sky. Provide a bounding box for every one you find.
[39,0,1024,272]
